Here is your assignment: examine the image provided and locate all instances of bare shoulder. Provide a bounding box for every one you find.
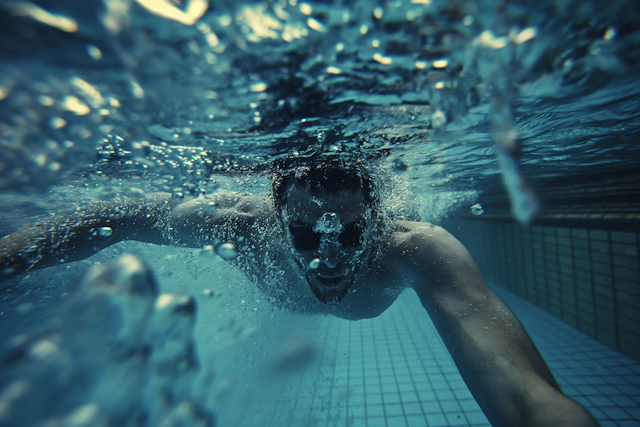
[169,190,277,247]
[172,190,273,219]
[385,221,477,277]
[388,221,456,252]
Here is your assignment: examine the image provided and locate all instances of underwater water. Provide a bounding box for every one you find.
[1,0,640,426]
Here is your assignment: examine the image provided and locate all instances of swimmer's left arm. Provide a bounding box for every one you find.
[398,223,598,427]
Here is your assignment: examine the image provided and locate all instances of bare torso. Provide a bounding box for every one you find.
[172,192,423,320]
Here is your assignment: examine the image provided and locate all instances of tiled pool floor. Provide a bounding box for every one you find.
[230,284,640,427]
[492,284,640,427]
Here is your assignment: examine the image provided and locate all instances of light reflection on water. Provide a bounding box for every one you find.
[0,0,637,196]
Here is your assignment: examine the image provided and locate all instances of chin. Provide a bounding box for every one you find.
[307,274,354,305]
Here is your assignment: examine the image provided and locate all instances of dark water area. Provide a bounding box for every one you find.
[1,0,639,202]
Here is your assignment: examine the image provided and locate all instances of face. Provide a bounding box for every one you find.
[280,182,371,305]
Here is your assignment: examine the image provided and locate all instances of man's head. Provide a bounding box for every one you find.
[272,159,377,305]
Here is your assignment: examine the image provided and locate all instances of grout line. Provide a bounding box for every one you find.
[405,296,461,425]
[304,317,336,426]
[569,229,580,332]
[283,319,326,427]
[394,300,436,426]
[606,232,621,352]
[389,306,418,426]
[345,318,352,426]
[372,315,390,427]
[361,320,369,427]
[325,323,347,427]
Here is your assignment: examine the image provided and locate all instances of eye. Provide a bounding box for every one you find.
[339,221,365,247]
[288,224,321,251]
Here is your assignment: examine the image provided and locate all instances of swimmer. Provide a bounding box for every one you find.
[0,159,598,427]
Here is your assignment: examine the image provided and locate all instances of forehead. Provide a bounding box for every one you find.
[284,182,368,223]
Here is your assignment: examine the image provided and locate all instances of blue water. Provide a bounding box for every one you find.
[1,0,639,425]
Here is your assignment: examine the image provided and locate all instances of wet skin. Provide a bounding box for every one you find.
[0,188,599,427]
[279,183,376,307]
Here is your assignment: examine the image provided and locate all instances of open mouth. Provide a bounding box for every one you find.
[307,274,353,305]
[316,275,344,289]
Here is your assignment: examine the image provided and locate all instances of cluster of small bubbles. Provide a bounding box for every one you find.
[98,227,113,236]
[217,243,239,260]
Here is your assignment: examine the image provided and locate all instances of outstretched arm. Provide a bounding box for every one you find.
[399,222,598,427]
[0,190,273,285]
[0,193,174,284]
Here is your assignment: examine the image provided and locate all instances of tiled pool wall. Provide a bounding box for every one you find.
[446,218,640,363]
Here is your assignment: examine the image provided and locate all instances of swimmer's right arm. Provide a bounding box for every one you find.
[0,190,273,284]
[0,193,175,284]
[167,190,275,247]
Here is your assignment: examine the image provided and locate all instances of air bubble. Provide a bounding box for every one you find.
[309,258,320,269]
[172,190,184,201]
[217,243,239,260]
[470,203,484,215]
[392,158,408,171]
[86,44,103,60]
[98,227,113,236]
[50,117,67,129]
[431,110,447,130]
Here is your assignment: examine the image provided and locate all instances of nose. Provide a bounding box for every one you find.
[319,243,341,269]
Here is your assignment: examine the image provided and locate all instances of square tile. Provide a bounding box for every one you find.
[386,416,407,427]
[384,393,401,404]
[599,406,633,420]
[399,391,418,403]
[366,417,386,427]
[366,404,384,417]
[349,406,366,418]
[587,395,616,407]
[446,412,469,426]
[402,402,423,416]
[440,400,461,412]
[417,390,436,402]
[465,410,490,424]
[425,413,447,426]
[405,415,427,427]
[385,404,404,417]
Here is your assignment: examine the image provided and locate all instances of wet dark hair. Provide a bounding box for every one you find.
[272,158,376,214]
